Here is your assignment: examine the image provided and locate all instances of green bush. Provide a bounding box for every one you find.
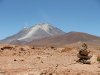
[97,55,100,62]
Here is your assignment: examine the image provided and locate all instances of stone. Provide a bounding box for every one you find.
[77,43,92,64]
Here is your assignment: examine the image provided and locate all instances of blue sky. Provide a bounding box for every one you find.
[0,0,100,39]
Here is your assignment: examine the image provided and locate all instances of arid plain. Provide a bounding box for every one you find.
[0,43,99,75]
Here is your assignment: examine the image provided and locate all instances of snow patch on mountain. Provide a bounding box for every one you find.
[18,23,65,41]
[1,23,65,43]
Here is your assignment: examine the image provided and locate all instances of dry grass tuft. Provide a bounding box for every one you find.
[61,47,72,53]
[97,55,100,63]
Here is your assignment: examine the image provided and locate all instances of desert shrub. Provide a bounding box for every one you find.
[20,48,26,51]
[2,46,13,50]
[31,47,35,49]
[13,53,16,56]
[31,46,35,49]
[30,46,35,49]
[14,59,17,61]
[50,46,55,49]
[61,47,72,53]
[97,55,100,63]
[1,48,4,50]
[20,59,24,61]
[37,56,41,59]
[48,73,53,75]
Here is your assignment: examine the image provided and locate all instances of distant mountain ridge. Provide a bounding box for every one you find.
[1,23,100,46]
[28,31,100,47]
[0,23,65,43]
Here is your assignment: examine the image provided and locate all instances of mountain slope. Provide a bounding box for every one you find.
[29,32,100,47]
[0,23,65,43]
[1,23,100,46]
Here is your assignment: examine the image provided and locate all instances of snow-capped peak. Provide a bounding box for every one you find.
[18,23,65,41]
[32,23,53,30]
[18,23,56,40]
[32,23,54,34]
[2,23,65,42]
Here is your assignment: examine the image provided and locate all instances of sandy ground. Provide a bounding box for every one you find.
[0,44,99,75]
